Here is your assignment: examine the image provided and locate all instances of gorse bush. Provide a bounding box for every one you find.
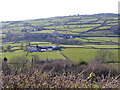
[2,59,120,88]
[2,67,120,88]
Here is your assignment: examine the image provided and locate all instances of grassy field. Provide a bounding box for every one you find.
[71,27,93,32]
[72,38,102,42]
[57,31,79,34]
[71,37,119,44]
[62,48,97,63]
[63,48,119,63]
[86,37,119,43]
[3,48,119,64]
[84,45,119,48]
[60,45,84,47]
[2,50,30,61]
[1,41,119,64]
[2,50,66,61]
[30,42,51,44]
[29,51,65,60]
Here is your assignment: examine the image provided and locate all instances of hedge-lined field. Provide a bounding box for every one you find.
[1,41,119,64]
[1,14,118,36]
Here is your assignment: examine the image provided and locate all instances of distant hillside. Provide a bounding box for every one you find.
[0,13,119,41]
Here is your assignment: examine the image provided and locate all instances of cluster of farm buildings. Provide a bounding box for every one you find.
[27,46,61,52]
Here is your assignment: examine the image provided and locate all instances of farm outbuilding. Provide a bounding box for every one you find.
[27,46,61,52]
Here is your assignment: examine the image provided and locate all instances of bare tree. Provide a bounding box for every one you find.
[94,49,116,63]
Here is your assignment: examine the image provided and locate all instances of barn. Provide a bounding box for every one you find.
[27,46,61,52]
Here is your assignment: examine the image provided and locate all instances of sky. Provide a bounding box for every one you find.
[0,0,119,21]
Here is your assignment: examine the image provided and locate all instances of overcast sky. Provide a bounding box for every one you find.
[0,0,119,21]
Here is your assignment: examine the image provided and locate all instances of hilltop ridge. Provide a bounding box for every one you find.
[1,13,119,42]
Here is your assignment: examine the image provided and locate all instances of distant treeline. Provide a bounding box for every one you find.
[3,32,119,45]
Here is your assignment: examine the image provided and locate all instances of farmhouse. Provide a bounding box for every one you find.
[27,46,61,52]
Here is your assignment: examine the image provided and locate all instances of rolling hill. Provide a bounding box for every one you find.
[1,13,119,38]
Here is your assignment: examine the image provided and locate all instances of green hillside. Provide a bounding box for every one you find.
[1,13,119,37]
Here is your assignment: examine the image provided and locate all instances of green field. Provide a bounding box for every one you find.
[62,48,97,63]
[86,37,119,43]
[84,45,119,48]
[1,41,119,64]
[2,47,119,64]
[62,48,119,63]
[2,50,65,62]
[31,30,55,33]
[71,37,119,44]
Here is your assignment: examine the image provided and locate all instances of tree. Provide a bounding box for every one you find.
[23,45,28,52]
[111,25,120,35]
[94,49,116,63]
[2,61,11,75]
[31,55,40,67]
[1,46,5,52]
[3,57,8,62]
[26,41,31,46]
[6,45,12,52]
[78,61,88,65]
[20,43,24,50]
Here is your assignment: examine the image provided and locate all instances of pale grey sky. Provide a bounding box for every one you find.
[0,0,119,21]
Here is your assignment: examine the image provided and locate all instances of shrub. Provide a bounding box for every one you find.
[9,55,30,74]
[2,62,11,75]
[87,63,120,77]
[94,49,116,63]
[6,45,12,52]
[78,61,88,65]
[20,43,24,50]
[2,67,120,88]
[31,55,40,67]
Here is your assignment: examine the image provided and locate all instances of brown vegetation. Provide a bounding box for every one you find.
[1,59,120,88]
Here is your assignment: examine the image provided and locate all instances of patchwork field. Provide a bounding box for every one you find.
[1,13,118,36]
[1,41,119,64]
[1,13,120,64]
